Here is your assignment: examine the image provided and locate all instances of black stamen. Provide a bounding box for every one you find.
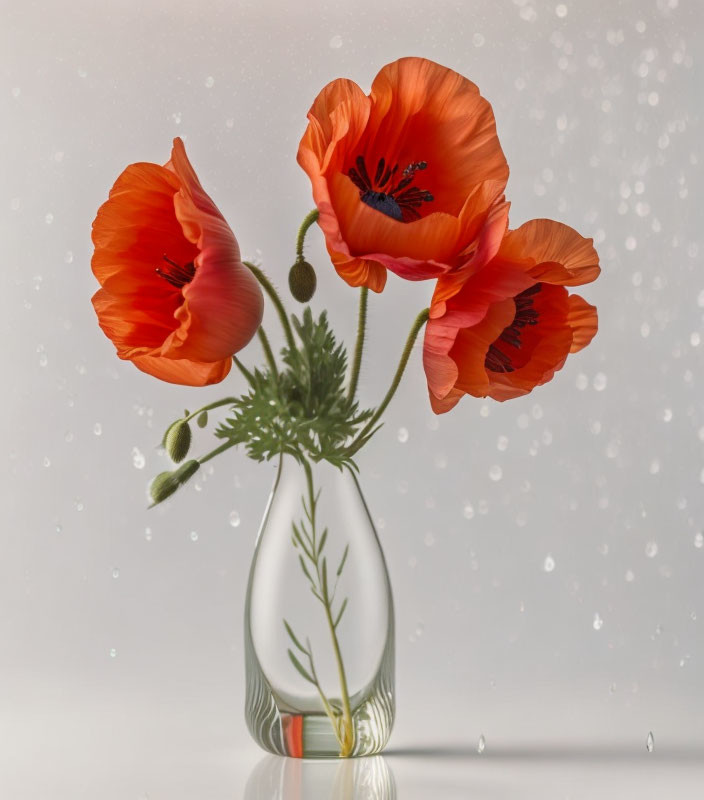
[347,155,434,223]
[355,156,372,191]
[485,344,515,373]
[485,285,543,373]
[156,254,196,289]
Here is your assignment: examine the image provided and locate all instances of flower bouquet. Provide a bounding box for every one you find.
[90,57,599,758]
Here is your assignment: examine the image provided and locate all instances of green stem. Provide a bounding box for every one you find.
[198,440,237,465]
[303,460,355,757]
[257,327,278,378]
[347,287,368,402]
[232,356,256,387]
[243,261,296,352]
[346,307,429,457]
[183,397,237,424]
[296,209,320,260]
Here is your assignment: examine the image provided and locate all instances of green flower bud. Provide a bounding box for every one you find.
[288,258,317,303]
[165,419,192,463]
[149,459,200,506]
[196,410,208,428]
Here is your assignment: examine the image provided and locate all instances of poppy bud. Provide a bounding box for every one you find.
[288,258,317,303]
[164,419,192,463]
[150,459,200,505]
[197,410,208,428]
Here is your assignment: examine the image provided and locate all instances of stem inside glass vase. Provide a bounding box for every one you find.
[285,459,355,757]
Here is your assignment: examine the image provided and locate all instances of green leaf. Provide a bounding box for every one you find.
[283,619,307,654]
[333,597,348,629]
[336,544,349,577]
[197,410,208,428]
[298,555,315,587]
[292,523,314,560]
[321,557,329,599]
[211,309,378,467]
[317,528,328,557]
[287,649,315,685]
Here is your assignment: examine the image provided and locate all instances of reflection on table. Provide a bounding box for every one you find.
[244,754,396,800]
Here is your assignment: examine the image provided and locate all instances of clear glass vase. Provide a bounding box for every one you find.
[244,455,395,758]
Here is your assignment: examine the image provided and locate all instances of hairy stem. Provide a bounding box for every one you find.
[232,356,256,386]
[296,209,320,260]
[347,287,368,403]
[346,307,429,457]
[183,397,238,424]
[198,440,237,465]
[243,261,297,352]
[257,327,278,378]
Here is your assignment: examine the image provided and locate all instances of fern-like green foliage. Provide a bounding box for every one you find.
[214,308,374,469]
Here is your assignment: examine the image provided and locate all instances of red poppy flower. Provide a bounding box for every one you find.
[423,219,600,410]
[297,57,510,293]
[91,138,263,386]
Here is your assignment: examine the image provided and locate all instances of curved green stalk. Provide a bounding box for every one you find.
[243,261,296,352]
[198,440,237,465]
[257,327,278,378]
[183,397,238,424]
[232,356,256,387]
[347,287,368,402]
[346,307,429,457]
[296,209,320,260]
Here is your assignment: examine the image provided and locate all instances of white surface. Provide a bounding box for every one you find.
[2,0,703,794]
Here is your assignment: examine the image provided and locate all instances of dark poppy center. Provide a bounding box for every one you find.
[485,285,541,373]
[156,254,196,289]
[347,155,434,222]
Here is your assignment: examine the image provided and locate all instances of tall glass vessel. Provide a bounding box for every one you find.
[244,456,395,758]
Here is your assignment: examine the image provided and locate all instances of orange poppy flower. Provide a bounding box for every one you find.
[91,138,263,386]
[423,219,600,410]
[297,57,510,293]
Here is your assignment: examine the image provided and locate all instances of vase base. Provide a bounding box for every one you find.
[249,703,393,759]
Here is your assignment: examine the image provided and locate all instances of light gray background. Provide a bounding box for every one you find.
[2,0,702,796]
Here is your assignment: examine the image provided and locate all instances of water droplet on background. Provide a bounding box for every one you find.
[477,734,486,754]
[144,527,153,542]
[694,532,703,549]
[543,554,556,573]
[229,511,241,528]
[190,531,199,542]
[109,648,117,658]
[645,541,659,558]
[112,568,120,579]
[593,613,604,631]
[646,731,654,752]
[593,372,607,391]
[93,423,102,436]
[329,34,343,49]
[489,464,503,482]
[131,447,145,469]
[397,427,409,443]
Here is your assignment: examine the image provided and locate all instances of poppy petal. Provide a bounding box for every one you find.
[297,57,510,291]
[91,139,263,386]
[567,294,599,352]
[499,219,600,287]
[131,353,232,386]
